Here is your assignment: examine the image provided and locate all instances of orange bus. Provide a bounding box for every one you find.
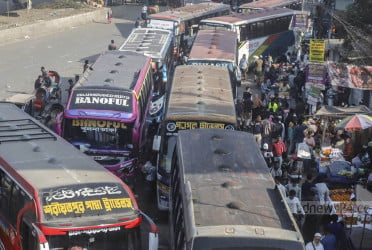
[0,102,158,250]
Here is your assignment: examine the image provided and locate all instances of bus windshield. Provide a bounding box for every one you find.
[187,60,234,72]
[63,118,134,150]
[47,226,139,250]
[198,22,232,31]
[193,236,302,250]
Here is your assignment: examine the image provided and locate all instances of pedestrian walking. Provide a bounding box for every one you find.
[254,55,264,86]
[135,17,141,28]
[83,60,92,73]
[305,233,324,250]
[66,79,74,97]
[286,189,305,228]
[272,135,286,168]
[239,54,248,81]
[107,9,112,24]
[141,5,148,20]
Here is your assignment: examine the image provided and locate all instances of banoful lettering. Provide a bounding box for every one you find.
[75,97,129,106]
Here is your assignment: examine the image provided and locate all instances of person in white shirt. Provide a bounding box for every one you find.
[305,232,324,250]
[286,189,305,227]
[285,178,302,201]
[274,176,286,198]
[315,175,331,205]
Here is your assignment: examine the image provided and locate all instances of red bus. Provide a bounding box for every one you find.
[59,51,154,179]
[0,102,158,250]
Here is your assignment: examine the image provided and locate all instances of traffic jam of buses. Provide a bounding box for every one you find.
[2,0,371,249]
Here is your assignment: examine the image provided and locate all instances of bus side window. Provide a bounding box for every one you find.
[0,173,12,218]
[240,25,248,41]
[21,220,38,250]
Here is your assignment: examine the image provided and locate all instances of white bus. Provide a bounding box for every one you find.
[237,0,302,13]
[187,29,241,97]
[199,8,310,61]
[147,2,230,54]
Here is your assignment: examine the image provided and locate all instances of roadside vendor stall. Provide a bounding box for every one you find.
[314,105,372,150]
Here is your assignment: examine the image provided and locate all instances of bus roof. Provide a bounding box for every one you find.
[176,129,301,236]
[149,2,230,22]
[188,29,237,63]
[239,0,300,9]
[165,65,236,124]
[75,50,151,94]
[200,7,296,25]
[0,103,133,193]
[119,28,173,62]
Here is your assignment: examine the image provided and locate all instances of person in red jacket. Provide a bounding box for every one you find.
[272,135,286,168]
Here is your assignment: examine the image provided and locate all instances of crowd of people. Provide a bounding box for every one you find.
[235,49,372,249]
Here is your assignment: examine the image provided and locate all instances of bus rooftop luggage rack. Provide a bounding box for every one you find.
[0,118,56,143]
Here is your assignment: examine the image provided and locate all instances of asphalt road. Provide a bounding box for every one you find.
[0,4,171,250]
[0,4,141,102]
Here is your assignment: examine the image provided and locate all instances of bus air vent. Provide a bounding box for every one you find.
[33,145,41,152]
[21,134,31,140]
[115,62,123,66]
[118,55,126,59]
[227,201,242,210]
[215,149,229,155]
[110,70,119,74]
[211,134,223,140]
[48,157,58,164]
[104,78,114,83]
[218,164,231,172]
[221,181,240,189]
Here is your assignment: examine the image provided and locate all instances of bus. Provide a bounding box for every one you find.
[146,2,230,55]
[186,29,241,98]
[169,128,305,250]
[119,28,175,122]
[199,8,310,62]
[155,65,237,210]
[237,0,302,13]
[59,50,153,179]
[0,102,158,250]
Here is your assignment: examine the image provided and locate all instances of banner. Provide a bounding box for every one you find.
[326,62,372,90]
[309,39,325,63]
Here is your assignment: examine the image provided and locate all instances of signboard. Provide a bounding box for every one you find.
[69,89,133,113]
[148,19,175,31]
[306,62,326,87]
[309,39,325,63]
[292,13,309,30]
[42,183,133,220]
[307,85,323,105]
[327,62,372,90]
[187,60,232,68]
[165,120,235,136]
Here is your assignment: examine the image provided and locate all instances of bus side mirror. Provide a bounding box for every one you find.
[152,135,161,151]
[137,210,159,250]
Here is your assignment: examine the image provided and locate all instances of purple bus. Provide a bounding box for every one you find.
[58,51,153,179]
